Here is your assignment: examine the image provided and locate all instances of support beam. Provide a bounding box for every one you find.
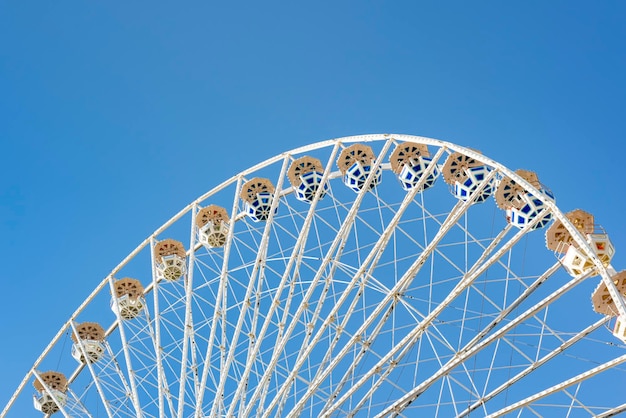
[224,155,291,417]
[107,276,143,417]
[460,317,609,417]
[260,139,395,417]
[596,403,626,418]
[240,142,342,416]
[375,266,594,417]
[150,236,166,417]
[32,370,72,418]
[195,176,244,416]
[69,321,114,417]
[176,204,199,417]
[289,169,499,417]
[485,353,626,417]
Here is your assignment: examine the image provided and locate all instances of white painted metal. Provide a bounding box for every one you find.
[459,316,609,417]
[32,370,71,418]
[485,353,626,417]
[240,142,342,417]
[149,236,167,418]
[223,155,291,417]
[377,266,595,417]
[3,134,625,417]
[596,403,626,418]
[194,176,244,416]
[254,139,390,416]
[107,276,143,417]
[69,321,114,418]
[177,204,198,417]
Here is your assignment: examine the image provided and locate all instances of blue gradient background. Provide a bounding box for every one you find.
[1,1,625,413]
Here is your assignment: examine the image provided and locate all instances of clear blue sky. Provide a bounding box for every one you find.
[1,1,625,412]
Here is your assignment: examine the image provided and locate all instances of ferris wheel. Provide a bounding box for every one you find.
[2,134,626,417]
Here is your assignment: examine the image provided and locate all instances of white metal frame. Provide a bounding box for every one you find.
[3,134,625,417]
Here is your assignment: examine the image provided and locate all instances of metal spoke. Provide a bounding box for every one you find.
[107,276,144,417]
[485,353,626,417]
[297,169,499,416]
[176,204,199,417]
[223,155,291,416]
[377,266,594,417]
[5,134,624,418]
[262,138,395,417]
[69,321,114,418]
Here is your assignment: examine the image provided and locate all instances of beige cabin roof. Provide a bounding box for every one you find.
[336,144,377,175]
[494,169,540,210]
[71,322,105,343]
[441,150,484,185]
[287,156,324,187]
[240,178,275,203]
[389,142,430,174]
[196,205,229,227]
[33,371,68,393]
[591,271,626,315]
[545,209,594,252]
[154,239,186,263]
[113,277,144,300]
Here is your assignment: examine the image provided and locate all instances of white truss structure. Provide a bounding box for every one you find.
[2,134,625,417]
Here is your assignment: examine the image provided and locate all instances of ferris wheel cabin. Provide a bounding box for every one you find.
[442,151,494,203]
[240,177,277,222]
[196,204,230,247]
[390,142,440,192]
[591,271,626,343]
[337,144,382,193]
[110,277,145,319]
[70,322,106,364]
[546,209,615,277]
[287,156,328,203]
[33,371,68,415]
[154,239,187,281]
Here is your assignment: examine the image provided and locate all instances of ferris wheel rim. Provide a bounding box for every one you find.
[3,133,624,417]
